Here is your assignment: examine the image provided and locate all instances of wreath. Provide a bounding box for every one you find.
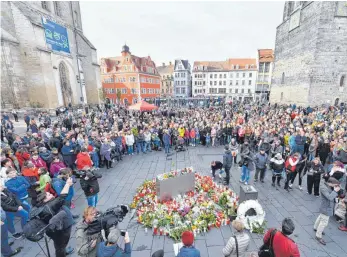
[236,200,266,234]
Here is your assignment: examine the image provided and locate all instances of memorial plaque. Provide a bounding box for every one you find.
[156,172,195,201]
[239,185,258,203]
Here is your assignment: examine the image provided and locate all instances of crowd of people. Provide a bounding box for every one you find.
[0,100,346,257]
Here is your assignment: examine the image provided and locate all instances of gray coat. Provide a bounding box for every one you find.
[319,183,338,216]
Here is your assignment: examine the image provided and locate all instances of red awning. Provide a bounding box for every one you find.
[128,100,158,112]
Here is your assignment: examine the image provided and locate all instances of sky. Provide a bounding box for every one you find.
[80,1,284,66]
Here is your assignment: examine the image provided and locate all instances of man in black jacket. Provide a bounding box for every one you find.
[223,146,233,185]
[35,177,75,257]
[80,168,101,207]
[210,161,223,179]
[0,185,29,239]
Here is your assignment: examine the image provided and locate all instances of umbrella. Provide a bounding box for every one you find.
[128,100,158,112]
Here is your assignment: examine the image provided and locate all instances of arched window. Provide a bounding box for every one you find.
[59,62,72,106]
[281,72,285,84]
[280,92,284,101]
[340,75,345,87]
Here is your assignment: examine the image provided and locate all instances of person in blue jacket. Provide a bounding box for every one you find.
[52,168,79,219]
[97,228,131,257]
[177,231,200,257]
[289,130,297,154]
[4,169,31,212]
[163,130,171,154]
[61,139,76,170]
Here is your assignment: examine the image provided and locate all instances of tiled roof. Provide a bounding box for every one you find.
[175,59,190,70]
[258,49,274,62]
[101,54,157,74]
[157,64,174,75]
[193,58,257,71]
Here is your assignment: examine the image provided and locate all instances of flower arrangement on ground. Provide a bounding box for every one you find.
[236,199,266,234]
[130,169,239,240]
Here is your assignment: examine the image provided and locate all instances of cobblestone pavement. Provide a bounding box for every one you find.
[11,146,347,257]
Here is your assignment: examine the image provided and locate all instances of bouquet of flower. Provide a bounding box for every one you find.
[131,169,239,240]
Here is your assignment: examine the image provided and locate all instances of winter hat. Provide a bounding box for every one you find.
[282,218,295,235]
[181,231,194,246]
[107,228,121,244]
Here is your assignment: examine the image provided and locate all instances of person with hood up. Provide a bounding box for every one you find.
[223,146,233,185]
[176,231,200,257]
[76,147,93,171]
[96,228,131,257]
[269,153,285,188]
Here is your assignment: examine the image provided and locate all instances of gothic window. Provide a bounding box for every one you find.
[281,72,285,84]
[54,2,61,16]
[59,62,73,106]
[41,1,49,11]
[340,75,345,87]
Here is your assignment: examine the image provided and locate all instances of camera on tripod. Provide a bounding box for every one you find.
[85,205,129,237]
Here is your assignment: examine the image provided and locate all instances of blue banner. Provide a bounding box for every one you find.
[42,17,70,54]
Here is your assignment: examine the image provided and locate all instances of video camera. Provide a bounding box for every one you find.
[85,205,129,236]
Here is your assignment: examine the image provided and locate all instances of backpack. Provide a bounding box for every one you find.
[258,229,277,257]
[23,206,47,242]
[23,218,47,242]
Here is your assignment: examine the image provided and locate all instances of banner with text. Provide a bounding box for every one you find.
[42,17,70,54]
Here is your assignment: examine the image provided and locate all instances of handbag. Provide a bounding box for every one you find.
[258,229,277,257]
[233,236,239,257]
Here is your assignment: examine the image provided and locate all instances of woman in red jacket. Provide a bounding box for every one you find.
[76,147,93,170]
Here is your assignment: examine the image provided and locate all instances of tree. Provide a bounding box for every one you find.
[116,89,122,103]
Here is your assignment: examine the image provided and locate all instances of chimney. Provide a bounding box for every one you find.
[162,62,165,67]
[169,61,172,66]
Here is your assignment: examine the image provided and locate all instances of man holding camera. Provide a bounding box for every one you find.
[314,177,342,245]
[97,228,131,257]
[76,207,101,257]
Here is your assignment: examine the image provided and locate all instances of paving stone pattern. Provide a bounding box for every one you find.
[11,146,347,257]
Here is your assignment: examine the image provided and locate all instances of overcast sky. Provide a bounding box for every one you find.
[80,1,284,66]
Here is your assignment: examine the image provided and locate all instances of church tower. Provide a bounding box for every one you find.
[270,1,347,106]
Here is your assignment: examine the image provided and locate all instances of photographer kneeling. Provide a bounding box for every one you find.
[97,228,131,257]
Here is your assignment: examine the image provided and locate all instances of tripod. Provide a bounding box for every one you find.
[35,224,51,257]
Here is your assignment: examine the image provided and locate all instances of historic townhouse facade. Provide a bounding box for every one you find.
[174,59,191,98]
[256,49,274,101]
[157,62,174,98]
[192,59,257,101]
[101,45,161,105]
